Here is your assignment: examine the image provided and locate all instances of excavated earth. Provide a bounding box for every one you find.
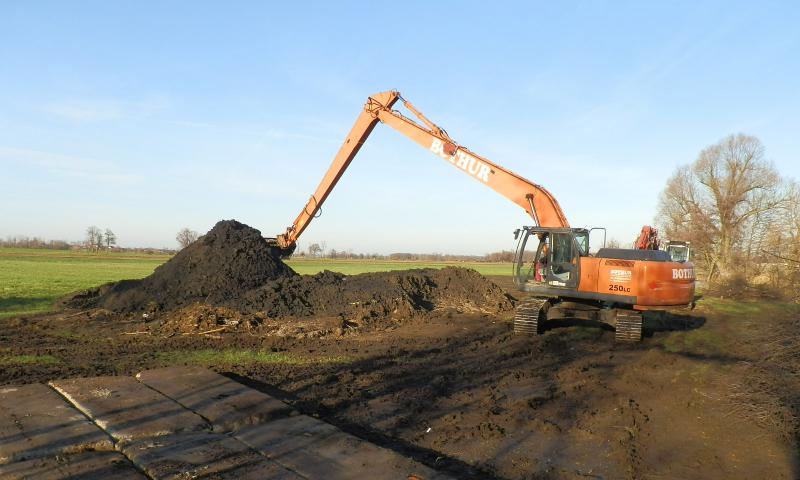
[65,220,296,313]
[64,220,513,336]
[4,219,799,479]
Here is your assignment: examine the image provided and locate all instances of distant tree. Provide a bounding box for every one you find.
[308,243,322,257]
[176,228,199,250]
[606,238,621,249]
[104,229,117,249]
[86,226,103,252]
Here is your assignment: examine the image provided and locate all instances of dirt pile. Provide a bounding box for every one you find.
[233,267,513,320]
[67,220,296,312]
[64,219,513,327]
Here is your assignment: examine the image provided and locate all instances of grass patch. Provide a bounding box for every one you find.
[0,248,170,319]
[0,354,61,365]
[157,348,349,366]
[696,297,800,318]
[663,329,727,356]
[659,296,798,358]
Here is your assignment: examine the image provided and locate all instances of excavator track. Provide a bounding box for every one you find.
[513,298,548,335]
[614,310,643,342]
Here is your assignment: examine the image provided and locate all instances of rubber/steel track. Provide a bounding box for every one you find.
[614,310,643,342]
[515,298,643,342]
[513,297,548,335]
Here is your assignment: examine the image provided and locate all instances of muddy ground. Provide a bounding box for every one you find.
[2,275,798,480]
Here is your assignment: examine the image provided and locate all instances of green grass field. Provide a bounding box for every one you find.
[0,248,172,319]
[285,258,513,276]
[0,248,513,319]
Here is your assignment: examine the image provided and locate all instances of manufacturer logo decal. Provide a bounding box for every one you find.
[430,139,491,182]
[609,269,632,283]
[672,268,695,279]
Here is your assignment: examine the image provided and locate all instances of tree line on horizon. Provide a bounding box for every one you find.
[295,246,517,262]
[4,133,798,295]
[0,227,119,251]
[2,227,203,252]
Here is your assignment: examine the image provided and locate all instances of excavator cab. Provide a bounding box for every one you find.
[665,240,690,263]
[513,227,590,291]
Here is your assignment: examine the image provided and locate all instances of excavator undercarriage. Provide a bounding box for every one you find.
[513,298,644,342]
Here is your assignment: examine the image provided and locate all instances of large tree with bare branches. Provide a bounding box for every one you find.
[657,134,787,284]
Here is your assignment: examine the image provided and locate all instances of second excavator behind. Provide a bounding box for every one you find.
[268,90,695,342]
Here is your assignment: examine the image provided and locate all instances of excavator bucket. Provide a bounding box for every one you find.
[264,237,296,258]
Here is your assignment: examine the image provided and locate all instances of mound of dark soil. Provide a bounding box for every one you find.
[232,267,513,321]
[63,219,513,324]
[67,220,295,312]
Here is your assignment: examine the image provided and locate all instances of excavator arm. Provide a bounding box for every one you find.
[273,90,569,253]
[634,225,661,250]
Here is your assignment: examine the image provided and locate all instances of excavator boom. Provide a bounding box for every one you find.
[274,90,568,252]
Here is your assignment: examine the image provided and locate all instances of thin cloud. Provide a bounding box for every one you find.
[0,146,142,185]
[44,101,123,121]
[166,119,339,143]
[43,94,170,122]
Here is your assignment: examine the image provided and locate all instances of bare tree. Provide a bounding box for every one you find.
[86,226,103,252]
[307,243,322,257]
[104,229,117,249]
[761,181,800,295]
[786,182,800,264]
[176,228,199,250]
[657,134,787,284]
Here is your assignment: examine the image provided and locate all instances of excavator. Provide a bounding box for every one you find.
[268,90,695,342]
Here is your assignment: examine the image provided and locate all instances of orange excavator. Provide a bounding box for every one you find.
[269,91,695,342]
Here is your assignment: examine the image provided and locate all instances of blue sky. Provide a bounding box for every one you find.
[1,1,798,253]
